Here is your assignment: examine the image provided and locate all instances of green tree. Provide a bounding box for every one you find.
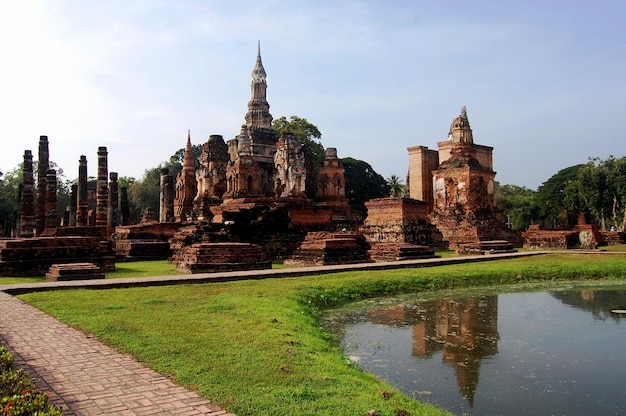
[495,183,539,230]
[0,166,21,236]
[272,116,325,198]
[536,164,584,228]
[386,174,406,197]
[341,157,389,218]
[601,156,626,229]
[117,176,136,191]
[564,156,626,230]
[127,167,162,223]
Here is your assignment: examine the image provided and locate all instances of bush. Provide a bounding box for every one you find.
[0,345,63,416]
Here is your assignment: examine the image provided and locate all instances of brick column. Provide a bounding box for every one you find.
[120,187,130,226]
[159,168,174,223]
[109,172,119,228]
[19,150,35,237]
[36,135,49,235]
[76,155,89,227]
[96,147,108,227]
[44,169,57,231]
[69,184,77,227]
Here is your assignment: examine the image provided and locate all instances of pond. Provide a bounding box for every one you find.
[337,285,626,415]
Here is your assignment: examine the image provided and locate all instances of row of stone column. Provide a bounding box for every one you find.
[16,137,129,238]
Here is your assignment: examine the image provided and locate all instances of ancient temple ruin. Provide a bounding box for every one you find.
[112,43,353,269]
[0,140,121,276]
[165,44,350,229]
[403,106,522,252]
[362,106,522,254]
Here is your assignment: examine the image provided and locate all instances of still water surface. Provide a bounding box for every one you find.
[339,286,626,415]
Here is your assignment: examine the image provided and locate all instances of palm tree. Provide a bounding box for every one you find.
[386,174,406,197]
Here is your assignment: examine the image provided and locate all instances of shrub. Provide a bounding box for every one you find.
[0,345,63,416]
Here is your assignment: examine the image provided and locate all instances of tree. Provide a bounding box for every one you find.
[341,157,389,218]
[117,176,136,191]
[563,156,626,230]
[272,116,325,198]
[536,164,584,228]
[127,167,161,223]
[600,156,626,229]
[495,183,539,230]
[386,175,406,197]
[0,165,21,236]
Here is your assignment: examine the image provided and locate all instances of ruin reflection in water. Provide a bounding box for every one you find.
[340,287,626,416]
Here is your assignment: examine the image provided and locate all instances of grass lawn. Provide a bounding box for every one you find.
[15,251,626,416]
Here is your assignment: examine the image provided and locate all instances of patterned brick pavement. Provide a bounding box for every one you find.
[0,292,234,416]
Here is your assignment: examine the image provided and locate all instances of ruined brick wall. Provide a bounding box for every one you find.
[362,197,438,246]
[0,236,114,277]
[432,166,495,215]
[523,225,579,249]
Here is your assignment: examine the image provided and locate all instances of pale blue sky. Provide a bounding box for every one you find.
[1,0,624,190]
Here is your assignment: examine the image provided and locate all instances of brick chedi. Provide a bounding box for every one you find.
[224,42,279,199]
[406,106,521,252]
[187,44,352,230]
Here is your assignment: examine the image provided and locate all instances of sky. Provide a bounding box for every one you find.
[1,0,625,191]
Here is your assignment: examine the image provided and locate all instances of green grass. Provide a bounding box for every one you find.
[106,260,177,278]
[0,276,45,285]
[16,252,626,416]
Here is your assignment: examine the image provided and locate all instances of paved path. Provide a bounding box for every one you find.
[0,291,234,416]
[0,251,547,415]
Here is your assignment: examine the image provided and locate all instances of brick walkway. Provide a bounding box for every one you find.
[0,292,234,416]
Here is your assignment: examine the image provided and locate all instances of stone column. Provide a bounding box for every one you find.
[69,184,77,227]
[109,172,119,228]
[44,169,57,231]
[159,168,174,222]
[76,155,89,227]
[96,147,109,227]
[120,187,130,226]
[36,135,49,235]
[19,150,35,237]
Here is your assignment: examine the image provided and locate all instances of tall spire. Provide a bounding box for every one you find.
[251,40,267,82]
[183,130,194,169]
[245,41,272,130]
[174,130,197,222]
